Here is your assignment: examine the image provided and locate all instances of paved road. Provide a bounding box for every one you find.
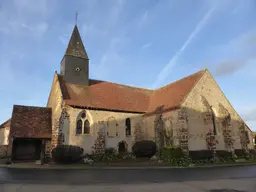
[0,165,256,191]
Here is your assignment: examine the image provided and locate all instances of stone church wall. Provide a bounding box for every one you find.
[182,70,254,151]
[143,109,181,147]
[0,127,9,157]
[60,106,143,154]
[46,74,64,152]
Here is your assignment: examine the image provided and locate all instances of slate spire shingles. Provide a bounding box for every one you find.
[65,25,89,59]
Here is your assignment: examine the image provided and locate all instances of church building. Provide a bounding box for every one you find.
[0,25,254,161]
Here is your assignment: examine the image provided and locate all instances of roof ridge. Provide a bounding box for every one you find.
[113,83,153,91]
[89,78,153,91]
[179,69,207,106]
[62,76,154,92]
[13,105,51,109]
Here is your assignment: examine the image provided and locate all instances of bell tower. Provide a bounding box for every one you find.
[60,25,89,86]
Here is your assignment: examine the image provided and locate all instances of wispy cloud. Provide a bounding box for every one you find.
[142,42,152,49]
[139,10,149,26]
[0,0,56,123]
[211,30,256,77]
[83,0,128,79]
[213,60,245,77]
[82,24,107,37]
[0,0,52,39]
[241,108,256,122]
[151,3,219,89]
[94,37,128,79]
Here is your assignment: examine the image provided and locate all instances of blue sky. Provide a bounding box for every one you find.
[0,0,255,130]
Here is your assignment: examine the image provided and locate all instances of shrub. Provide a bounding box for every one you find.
[104,147,116,155]
[132,140,157,158]
[51,145,84,164]
[189,150,214,161]
[249,149,256,160]
[160,146,184,161]
[234,149,251,159]
[216,150,233,159]
[234,149,245,158]
[215,150,234,163]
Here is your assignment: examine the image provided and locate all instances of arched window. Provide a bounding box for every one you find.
[125,118,131,136]
[210,107,217,135]
[84,120,90,134]
[76,119,82,135]
[76,111,91,135]
[107,116,118,137]
[245,131,250,144]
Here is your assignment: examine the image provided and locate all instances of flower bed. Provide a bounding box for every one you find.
[53,143,256,168]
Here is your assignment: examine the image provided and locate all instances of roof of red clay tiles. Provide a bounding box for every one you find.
[0,118,11,129]
[10,105,52,139]
[58,75,153,112]
[146,70,206,114]
[57,69,206,113]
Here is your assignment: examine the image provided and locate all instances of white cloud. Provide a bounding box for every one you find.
[151,2,219,89]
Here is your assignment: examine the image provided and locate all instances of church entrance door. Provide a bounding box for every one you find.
[118,141,127,153]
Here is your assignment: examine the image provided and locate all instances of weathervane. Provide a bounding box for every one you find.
[75,10,79,25]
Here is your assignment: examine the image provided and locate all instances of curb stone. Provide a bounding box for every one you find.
[0,162,256,170]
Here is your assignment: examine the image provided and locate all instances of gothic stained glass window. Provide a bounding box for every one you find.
[76,119,82,135]
[84,120,90,134]
[125,118,131,136]
[210,107,217,135]
[245,131,250,144]
[81,112,86,119]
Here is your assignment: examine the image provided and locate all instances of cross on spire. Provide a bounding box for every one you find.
[75,10,79,25]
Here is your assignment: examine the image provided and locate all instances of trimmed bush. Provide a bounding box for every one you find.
[51,145,84,164]
[132,140,157,158]
[249,149,256,160]
[189,150,214,161]
[234,149,248,158]
[161,146,184,161]
[104,147,116,155]
[216,150,233,159]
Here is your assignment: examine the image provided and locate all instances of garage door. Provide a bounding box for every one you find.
[12,139,42,161]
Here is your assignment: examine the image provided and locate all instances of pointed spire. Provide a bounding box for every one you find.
[65,25,89,59]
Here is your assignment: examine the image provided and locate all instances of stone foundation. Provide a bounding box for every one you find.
[0,145,8,157]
